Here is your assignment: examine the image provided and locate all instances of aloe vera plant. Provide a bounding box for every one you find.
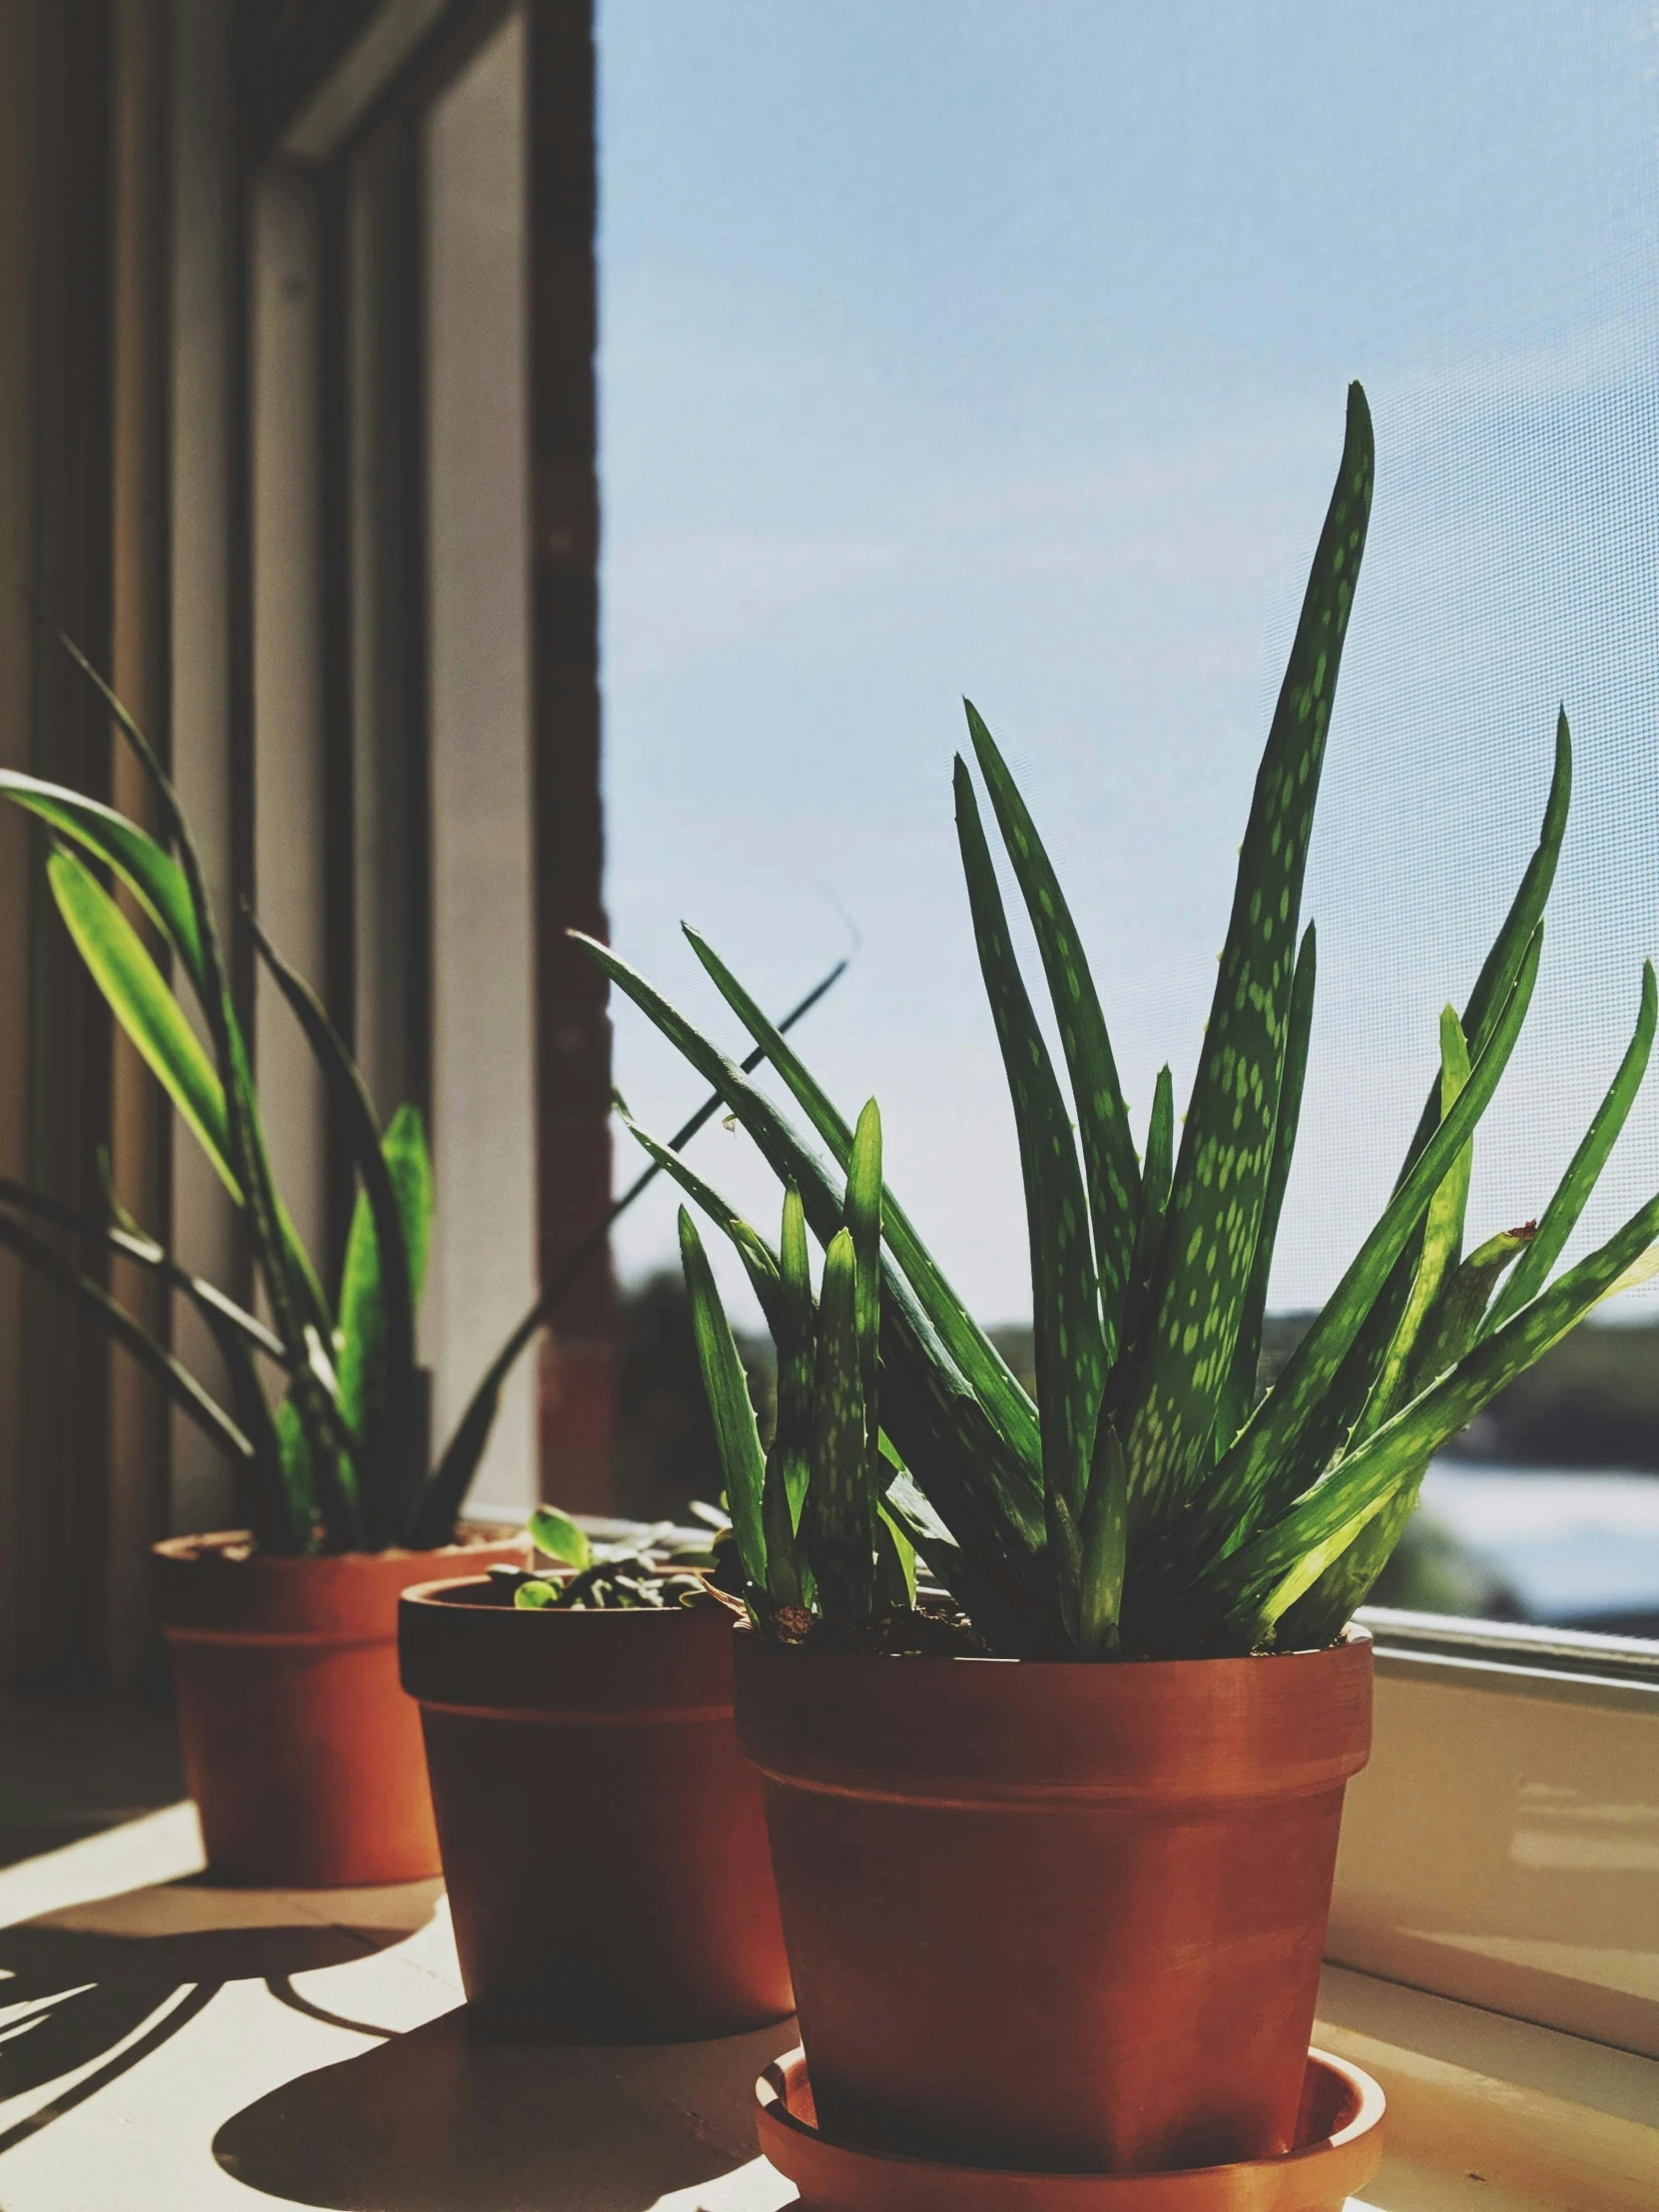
[582,382,1659,1658]
[1,635,844,1555]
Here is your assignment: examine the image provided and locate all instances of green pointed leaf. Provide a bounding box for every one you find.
[1403,1226,1533,1393]
[1203,1149,1659,1645]
[616,1106,783,1321]
[0,772,206,993]
[804,1228,876,1621]
[874,1501,916,1607]
[844,1099,882,1442]
[681,925,1041,1479]
[1218,923,1317,1450]
[333,1105,432,1541]
[529,1504,592,1570]
[1078,1414,1129,1656]
[1201,924,1542,1548]
[252,914,418,1541]
[955,758,1103,1537]
[964,702,1141,1361]
[0,1207,254,1463]
[1119,1064,1175,1368]
[1132,385,1375,1517]
[1486,957,1656,1331]
[49,844,239,1196]
[574,932,1052,1616]
[763,1184,813,1607]
[678,1208,768,1590]
[1351,1006,1472,1445]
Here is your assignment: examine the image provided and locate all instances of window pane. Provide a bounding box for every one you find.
[602,0,1659,1631]
[424,9,536,1510]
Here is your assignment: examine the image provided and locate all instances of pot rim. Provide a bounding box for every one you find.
[153,1525,525,1571]
[733,1620,1372,1673]
[400,1567,726,1614]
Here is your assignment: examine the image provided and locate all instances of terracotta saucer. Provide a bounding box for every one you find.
[755,2047,1384,2211]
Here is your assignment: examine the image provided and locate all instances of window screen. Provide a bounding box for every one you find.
[600,0,1659,1632]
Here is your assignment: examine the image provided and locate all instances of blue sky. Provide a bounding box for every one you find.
[596,0,1659,1329]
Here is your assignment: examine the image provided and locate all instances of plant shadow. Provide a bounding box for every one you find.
[0,1876,440,2131]
[214,2006,794,2212]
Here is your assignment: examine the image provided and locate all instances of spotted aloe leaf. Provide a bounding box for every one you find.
[844,1099,883,1443]
[765,1185,814,1606]
[681,926,1040,1482]
[1198,924,1541,1550]
[963,701,1141,1363]
[1203,1160,1659,1646]
[1217,922,1317,1452]
[1129,383,1375,1521]
[1118,1065,1175,1369]
[803,1229,876,1621]
[955,757,1104,1549]
[1485,957,1656,1331]
[573,933,1052,1611]
[1350,1006,1472,1448]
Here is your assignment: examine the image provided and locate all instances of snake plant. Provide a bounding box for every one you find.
[583,382,1659,1658]
[0,637,842,1555]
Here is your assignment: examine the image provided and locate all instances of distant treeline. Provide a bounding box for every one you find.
[1259,1313,1659,1471]
[610,1278,1659,1532]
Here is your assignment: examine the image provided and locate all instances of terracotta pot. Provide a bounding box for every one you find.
[756,2045,1384,2212]
[736,1630,1372,2175]
[398,1576,794,2040]
[155,1529,526,1888]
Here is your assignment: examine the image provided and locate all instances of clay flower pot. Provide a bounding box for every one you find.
[756,2045,1384,2212]
[155,1529,526,1888]
[398,1575,794,2040]
[736,1629,1372,2176]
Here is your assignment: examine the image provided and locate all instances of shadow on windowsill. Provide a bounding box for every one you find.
[0,1877,441,2140]
[213,2007,796,2212]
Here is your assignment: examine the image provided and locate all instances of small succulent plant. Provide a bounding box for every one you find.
[483,1504,720,1611]
[584,383,1659,1660]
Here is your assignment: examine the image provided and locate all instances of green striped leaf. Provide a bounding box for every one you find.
[1078,1413,1129,1656]
[1203,1151,1659,1646]
[1200,925,1542,1548]
[1119,1064,1175,1368]
[764,1185,813,1606]
[1218,923,1317,1450]
[681,926,1041,1480]
[616,1106,783,1322]
[1130,385,1375,1519]
[1486,957,1656,1331]
[1351,1006,1472,1445]
[844,1099,883,1435]
[574,933,1052,1607]
[678,1208,768,1590]
[964,702,1141,1361]
[955,757,1104,1539]
[803,1229,876,1621]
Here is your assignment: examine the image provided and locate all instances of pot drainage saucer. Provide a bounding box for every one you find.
[755,2046,1384,2211]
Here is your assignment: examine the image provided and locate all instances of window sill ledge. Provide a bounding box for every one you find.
[1316,1962,1659,2212]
